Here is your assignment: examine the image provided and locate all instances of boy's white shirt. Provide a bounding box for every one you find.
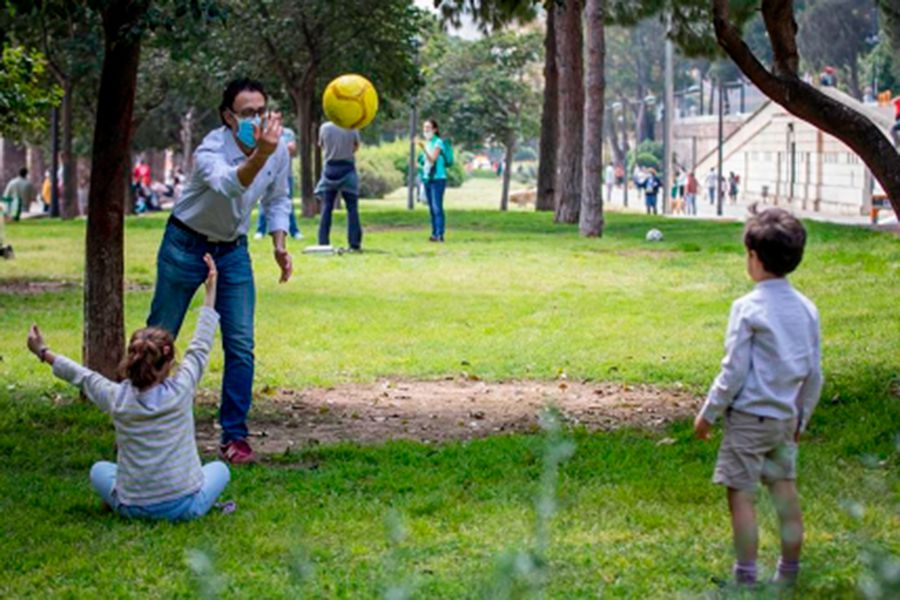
[700,278,823,431]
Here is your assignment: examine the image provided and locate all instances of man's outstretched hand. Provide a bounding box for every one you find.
[275,247,292,283]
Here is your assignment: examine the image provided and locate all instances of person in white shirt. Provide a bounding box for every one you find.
[147,78,294,465]
[694,207,822,588]
[705,167,718,206]
[604,163,615,204]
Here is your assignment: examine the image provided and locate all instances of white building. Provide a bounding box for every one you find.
[688,88,894,216]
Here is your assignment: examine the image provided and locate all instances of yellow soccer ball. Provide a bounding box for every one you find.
[322,74,379,130]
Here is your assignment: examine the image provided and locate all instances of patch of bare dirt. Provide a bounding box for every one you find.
[0,279,79,295]
[0,279,153,294]
[195,378,701,456]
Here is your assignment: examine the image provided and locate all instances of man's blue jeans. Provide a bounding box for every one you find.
[90,461,230,521]
[424,179,447,238]
[318,191,362,249]
[148,221,255,443]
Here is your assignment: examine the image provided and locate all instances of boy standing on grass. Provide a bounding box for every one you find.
[694,207,823,588]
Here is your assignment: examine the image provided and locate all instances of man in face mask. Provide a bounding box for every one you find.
[147,78,294,464]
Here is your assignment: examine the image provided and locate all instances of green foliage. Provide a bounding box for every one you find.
[446,161,466,188]
[798,0,878,96]
[627,139,664,170]
[356,152,404,199]
[0,45,62,139]
[513,146,537,161]
[419,28,542,151]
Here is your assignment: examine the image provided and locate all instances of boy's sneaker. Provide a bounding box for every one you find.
[1,245,13,259]
[253,232,264,240]
[771,558,799,586]
[219,439,257,465]
[292,232,304,240]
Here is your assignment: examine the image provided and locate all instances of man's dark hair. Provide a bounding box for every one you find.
[19,168,28,178]
[743,206,807,277]
[219,78,267,126]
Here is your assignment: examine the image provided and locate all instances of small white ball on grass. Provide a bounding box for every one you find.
[645,228,663,242]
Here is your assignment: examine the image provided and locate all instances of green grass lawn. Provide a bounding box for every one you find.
[0,194,897,597]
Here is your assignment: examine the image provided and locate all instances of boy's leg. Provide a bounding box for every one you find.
[184,461,232,520]
[727,487,759,584]
[318,191,337,246]
[768,479,803,583]
[343,191,362,249]
[89,461,118,507]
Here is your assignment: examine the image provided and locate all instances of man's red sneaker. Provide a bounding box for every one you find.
[219,438,257,465]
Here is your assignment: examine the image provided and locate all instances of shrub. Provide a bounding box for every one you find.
[354,138,466,194]
[356,152,403,199]
[446,161,466,188]
[514,147,538,161]
[469,168,498,179]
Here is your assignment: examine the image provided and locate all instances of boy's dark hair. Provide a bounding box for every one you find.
[219,78,267,126]
[19,168,28,178]
[743,206,807,276]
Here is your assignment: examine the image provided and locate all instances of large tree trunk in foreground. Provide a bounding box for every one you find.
[83,0,148,378]
[580,0,605,237]
[554,0,584,224]
[535,2,558,212]
[713,0,900,218]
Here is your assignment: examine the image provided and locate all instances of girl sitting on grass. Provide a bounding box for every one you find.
[27,254,230,521]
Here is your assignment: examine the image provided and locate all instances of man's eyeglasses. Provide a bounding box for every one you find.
[231,108,268,120]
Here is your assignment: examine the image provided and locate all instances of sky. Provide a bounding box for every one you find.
[414,0,483,40]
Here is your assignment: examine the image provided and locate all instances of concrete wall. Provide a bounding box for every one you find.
[672,115,745,170]
[692,100,893,216]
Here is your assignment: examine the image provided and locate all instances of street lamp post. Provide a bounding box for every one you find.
[717,78,724,216]
[406,37,421,211]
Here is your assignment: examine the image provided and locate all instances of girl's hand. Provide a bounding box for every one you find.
[203,253,218,307]
[27,324,46,358]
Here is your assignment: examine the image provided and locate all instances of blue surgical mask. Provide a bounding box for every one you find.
[235,115,261,148]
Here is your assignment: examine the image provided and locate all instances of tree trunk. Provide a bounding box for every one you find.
[83,0,148,378]
[606,108,625,166]
[535,1,558,212]
[580,0,604,237]
[61,78,79,219]
[180,107,195,173]
[554,0,584,224]
[297,74,317,218]
[500,136,515,211]
[713,0,900,218]
[313,118,323,181]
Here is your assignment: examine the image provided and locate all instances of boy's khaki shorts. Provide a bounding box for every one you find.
[713,410,798,491]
